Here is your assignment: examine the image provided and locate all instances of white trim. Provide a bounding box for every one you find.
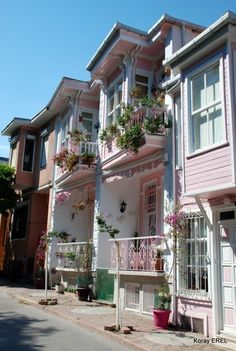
[229,45,236,185]
[21,133,36,173]
[187,54,226,155]
[183,182,236,197]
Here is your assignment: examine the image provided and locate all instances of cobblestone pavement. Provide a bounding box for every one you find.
[0,281,235,351]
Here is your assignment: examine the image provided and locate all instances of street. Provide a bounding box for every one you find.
[0,291,133,351]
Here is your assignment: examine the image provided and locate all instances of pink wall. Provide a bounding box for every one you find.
[183,53,233,194]
[38,125,55,188]
[178,297,213,336]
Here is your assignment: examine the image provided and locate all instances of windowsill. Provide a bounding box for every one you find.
[186,141,229,159]
[177,290,211,302]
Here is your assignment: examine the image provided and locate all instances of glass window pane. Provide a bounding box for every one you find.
[193,111,207,150]
[192,74,204,111]
[108,95,114,113]
[209,104,223,144]
[206,65,220,104]
[135,75,148,84]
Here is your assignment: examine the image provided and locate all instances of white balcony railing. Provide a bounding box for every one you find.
[79,141,98,157]
[55,241,93,271]
[110,235,165,273]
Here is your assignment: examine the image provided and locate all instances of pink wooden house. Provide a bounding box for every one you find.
[164,11,236,338]
[87,14,207,325]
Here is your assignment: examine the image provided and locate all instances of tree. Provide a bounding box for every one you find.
[0,164,18,214]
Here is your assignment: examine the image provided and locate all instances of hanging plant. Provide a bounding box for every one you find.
[55,191,71,205]
[73,201,86,211]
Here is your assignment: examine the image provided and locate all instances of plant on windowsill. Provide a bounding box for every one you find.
[80,151,96,166]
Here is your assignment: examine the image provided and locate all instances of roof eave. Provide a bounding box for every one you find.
[164,11,236,67]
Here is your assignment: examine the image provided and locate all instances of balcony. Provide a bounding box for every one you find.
[101,103,169,168]
[55,241,93,272]
[109,235,165,276]
[55,141,98,187]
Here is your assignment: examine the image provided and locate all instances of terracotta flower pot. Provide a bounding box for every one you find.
[153,309,171,329]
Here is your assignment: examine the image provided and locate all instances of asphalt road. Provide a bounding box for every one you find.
[0,291,133,351]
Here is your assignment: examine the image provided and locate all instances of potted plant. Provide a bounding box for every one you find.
[99,123,119,146]
[76,273,93,301]
[155,245,164,272]
[77,242,94,301]
[116,124,145,154]
[153,286,171,329]
[130,85,142,98]
[53,149,79,172]
[80,151,96,166]
[55,281,64,294]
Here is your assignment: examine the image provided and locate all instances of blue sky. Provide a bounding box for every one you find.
[1,0,236,158]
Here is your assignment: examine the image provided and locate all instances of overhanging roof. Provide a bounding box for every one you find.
[2,117,31,136]
[164,11,236,67]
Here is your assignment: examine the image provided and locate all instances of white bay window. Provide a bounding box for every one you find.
[107,80,122,125]
[189,61,225,153]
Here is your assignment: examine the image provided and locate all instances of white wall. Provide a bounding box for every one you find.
[97,175,140,268]
[53,188,90,242]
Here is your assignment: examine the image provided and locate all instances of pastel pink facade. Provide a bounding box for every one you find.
[2,11,236,341]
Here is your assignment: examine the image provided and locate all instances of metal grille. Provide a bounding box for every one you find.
[182,214,208,292]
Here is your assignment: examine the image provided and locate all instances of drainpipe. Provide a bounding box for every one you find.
[171,96,178,326]
[74,91,82,129]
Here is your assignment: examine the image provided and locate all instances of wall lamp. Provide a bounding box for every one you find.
[120,200,127,213]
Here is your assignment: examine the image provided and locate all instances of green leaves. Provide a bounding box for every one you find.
[0,164,18,214]
[96,214,119,239]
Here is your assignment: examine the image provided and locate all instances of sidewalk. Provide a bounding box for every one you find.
[0,281,235,351]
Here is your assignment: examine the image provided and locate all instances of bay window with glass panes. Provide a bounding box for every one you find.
[179,214,209,294]
[189,60,225,153]
[107,80,122,126]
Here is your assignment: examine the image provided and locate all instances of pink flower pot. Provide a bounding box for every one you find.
[153,309,171,329]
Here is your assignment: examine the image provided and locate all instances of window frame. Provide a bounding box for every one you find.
[106,76,123,126]
[80,109,97,142]
[61,110,71,149]
[11,202,29,240]
[39,128,49,169]
[22,134,36,172]
[187,55,226,155]
[178,213,210,299]
[144,181,157,236]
